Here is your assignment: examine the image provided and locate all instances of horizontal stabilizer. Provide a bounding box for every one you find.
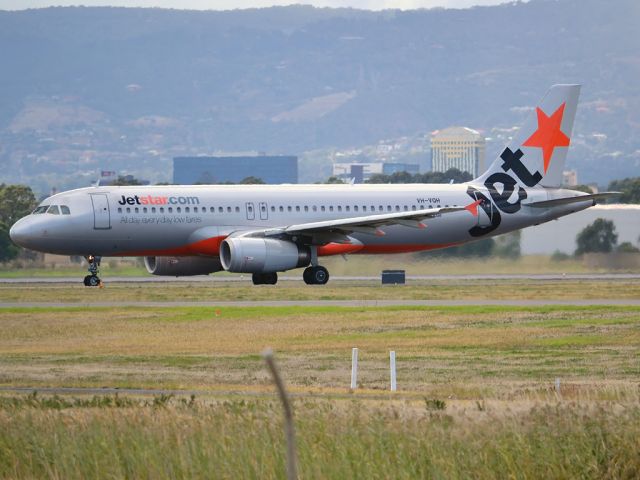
[523,192,620,208]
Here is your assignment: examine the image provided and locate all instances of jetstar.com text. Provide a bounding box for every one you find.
[117,195,200,206]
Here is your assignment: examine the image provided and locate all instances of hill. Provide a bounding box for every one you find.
[0,0,638,191]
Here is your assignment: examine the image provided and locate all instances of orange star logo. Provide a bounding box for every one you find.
[523,102,570,173]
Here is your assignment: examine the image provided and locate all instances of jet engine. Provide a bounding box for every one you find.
[144,256,223,276]
[220,237,310,273]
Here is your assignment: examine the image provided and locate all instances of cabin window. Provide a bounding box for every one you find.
[117,207,123,214]
[271,206,275,212]
[345,206,350,212]
[143,207,148,213]
[287,206,292,212]
[60,205,71,215]
[379,206,383,211]
[210,207,215,213]
[279,206,284,212]
[387,206,392,212]
[304,206,309,212]
[235,206,240,213]
[126,207,131,213]
[160,207,165,213]
[177,207,181,213]
[411,205,416,211]
[134,207,139,214]
[151,207,156,213]
[329,206,334,212]
[185,207,190,213]
[227,207,232,213]
[312,206,317,212]
[321,206,326,212]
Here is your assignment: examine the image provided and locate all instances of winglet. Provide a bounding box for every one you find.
[464,199,482,217]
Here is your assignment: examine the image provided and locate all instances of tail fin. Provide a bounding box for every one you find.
[475,84,581,188]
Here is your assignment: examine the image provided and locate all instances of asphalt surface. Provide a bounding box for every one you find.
[2,273,640,283]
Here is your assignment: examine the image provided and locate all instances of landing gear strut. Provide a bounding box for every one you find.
[252,272,278,285]
[83,255,102,287]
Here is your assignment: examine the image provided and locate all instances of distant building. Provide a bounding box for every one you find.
[563,169,578,187]
[173,155,298,184]
[431,127,486,177]
[332,162,419,183]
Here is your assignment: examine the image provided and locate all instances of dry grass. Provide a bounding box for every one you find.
[2,278,640,303]
[0,305,638,399]
[0,396,638,479]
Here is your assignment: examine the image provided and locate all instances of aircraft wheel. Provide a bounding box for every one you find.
[265,272,278,285]
[84,275,100,287]
[252,272,278,285]
[312,266,329,285]
[303,267,314,285]
[304,266,329,285]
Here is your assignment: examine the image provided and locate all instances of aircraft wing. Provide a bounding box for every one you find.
[239,201,481,240]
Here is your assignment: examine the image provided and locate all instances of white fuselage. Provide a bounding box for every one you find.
[9,182,590,258]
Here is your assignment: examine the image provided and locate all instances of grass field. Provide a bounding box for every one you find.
[0,395,638,479]
[1,282,639,478]
[2,278,640,303]
[1,304,638,396]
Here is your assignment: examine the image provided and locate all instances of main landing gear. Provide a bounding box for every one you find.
[83,255,102,287]
[303,245,329,285]
[252,272,278,285]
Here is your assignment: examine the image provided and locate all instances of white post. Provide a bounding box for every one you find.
[390,351,397,392]
[555,377,561,396]
[351,348,358,389]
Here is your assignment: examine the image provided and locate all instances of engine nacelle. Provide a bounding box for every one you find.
[220,237,310,273]
[144,256,223,276]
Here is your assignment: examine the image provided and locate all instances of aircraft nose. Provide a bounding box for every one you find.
[9,219,32,248]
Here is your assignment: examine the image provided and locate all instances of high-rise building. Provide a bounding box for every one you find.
[430,127,486,178]
[173,155,298,184]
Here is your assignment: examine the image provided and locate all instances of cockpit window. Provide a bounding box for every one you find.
[60,205,71,215]
[47,205,60,215]
[33,206,48,214]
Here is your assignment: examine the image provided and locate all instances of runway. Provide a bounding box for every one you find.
[2,273,640,283]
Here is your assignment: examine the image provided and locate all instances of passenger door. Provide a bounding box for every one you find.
[91,193,111,229]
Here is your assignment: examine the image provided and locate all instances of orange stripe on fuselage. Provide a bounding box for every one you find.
[115,236,458,258]
[115,235,226,257]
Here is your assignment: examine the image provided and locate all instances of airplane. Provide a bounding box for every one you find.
[10,84,617,286]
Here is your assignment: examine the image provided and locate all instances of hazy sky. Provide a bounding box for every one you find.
[2,0,516,11]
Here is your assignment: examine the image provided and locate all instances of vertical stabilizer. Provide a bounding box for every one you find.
[475,84,581,188]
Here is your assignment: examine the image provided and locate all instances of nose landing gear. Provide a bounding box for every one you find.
[83,255,102,287]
